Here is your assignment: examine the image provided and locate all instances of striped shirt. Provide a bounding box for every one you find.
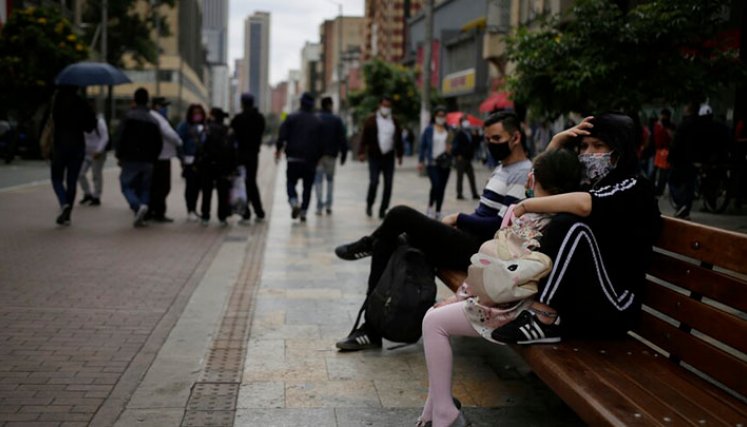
[456,158,532,242]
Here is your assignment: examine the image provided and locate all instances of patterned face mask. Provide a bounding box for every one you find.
[579,152,615,185]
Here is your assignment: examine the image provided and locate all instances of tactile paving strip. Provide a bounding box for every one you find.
[181,161,277,427]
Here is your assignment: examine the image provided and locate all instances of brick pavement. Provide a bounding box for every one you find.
[0,151,275,426]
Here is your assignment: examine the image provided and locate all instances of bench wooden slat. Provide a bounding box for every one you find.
[655,217,747,275]
[647,251,747,312]
[636,312,747,397]
[642,280,747,354]
[514,343,660,426]
[517,340,747,426]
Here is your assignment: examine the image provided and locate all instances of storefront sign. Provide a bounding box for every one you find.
[442,69,476,96]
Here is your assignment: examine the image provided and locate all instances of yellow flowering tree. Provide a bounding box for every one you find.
[0,6,88,121]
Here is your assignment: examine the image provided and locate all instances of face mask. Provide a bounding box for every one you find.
[461,120,470,128]
[379,107,391,117]
[488,141,512,161]
[192,114,204,123]
[435,117,446,126]
[579,152,615,185]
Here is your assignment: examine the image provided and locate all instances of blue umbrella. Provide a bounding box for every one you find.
[55,61,132,87]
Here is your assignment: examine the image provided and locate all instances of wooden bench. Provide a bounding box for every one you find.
[437,216,747,426]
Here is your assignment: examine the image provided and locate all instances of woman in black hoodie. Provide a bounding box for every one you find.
[491,113,662,343]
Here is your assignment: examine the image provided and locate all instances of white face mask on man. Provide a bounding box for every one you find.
[461,120,470,128]
[435,117,446,126]
[379,107,391,117]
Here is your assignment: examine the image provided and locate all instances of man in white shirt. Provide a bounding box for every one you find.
[79,113,109,206]
[357,96,403,219]
[148,97,183,222]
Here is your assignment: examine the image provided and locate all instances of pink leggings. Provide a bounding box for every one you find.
[420,301,479,427]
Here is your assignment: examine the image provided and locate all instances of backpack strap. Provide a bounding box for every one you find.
[349,296,368,337]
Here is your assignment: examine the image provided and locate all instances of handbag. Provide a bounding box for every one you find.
[40,113,54,160]
[435,152,452,169]
[464,226,553,306]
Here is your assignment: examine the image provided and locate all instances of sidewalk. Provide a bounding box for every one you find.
[230,157,580,426]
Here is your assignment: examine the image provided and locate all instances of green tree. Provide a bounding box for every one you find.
[82,0,174,67]
[506,0,745,117]
[349,59,442,127]
[0,6,89,119]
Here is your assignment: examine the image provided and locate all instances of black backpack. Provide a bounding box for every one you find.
[198,122,235,174]
[354,242,436,344]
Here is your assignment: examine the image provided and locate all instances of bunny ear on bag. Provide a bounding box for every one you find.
[466,247,553,306]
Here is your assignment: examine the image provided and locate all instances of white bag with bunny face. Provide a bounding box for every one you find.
[465,228,553,306]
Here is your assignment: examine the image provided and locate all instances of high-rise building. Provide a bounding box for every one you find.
[363,0,423,62]
[300,42,322,97]
[203,0,229,110]
[320,16,365,94]
[112,0,208,120]
[243,11,271,114]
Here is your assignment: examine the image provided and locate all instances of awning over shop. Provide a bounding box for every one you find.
[446,112,483,127]
[479,91,513,113]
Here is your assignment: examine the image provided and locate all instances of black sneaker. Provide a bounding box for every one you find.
[335,326,382,351]
[334,236,374,260]
[291,204,301,219]
[56,205,71,226]
[491,310,561,344]
[366,205,373,217]
[79,195,93,205]
[89,197,101,206]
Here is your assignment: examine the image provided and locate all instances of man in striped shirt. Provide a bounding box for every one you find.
[334,112,531,351]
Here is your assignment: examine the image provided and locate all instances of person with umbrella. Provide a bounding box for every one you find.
[48,85,97,226]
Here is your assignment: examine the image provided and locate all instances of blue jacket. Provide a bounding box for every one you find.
[419,125,454,165]
[176,121,205,157]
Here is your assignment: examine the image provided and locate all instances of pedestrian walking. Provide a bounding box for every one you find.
[78,112,108,207]
[48,85,97,225]
[176,104,207,222]
[114,88,163,227]
[314,96,348,215]
[452,115,480,201]
[230,93,266,224]
[652,109,675,196]
[197,108,237,226]
[358,96,403,219]
[148,97,183,222]
[418,106,453,219]
[275,92,323,222]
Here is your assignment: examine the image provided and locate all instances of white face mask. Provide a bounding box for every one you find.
[435,117,446,126]
[461,120,470,128]
[379,107,391,117]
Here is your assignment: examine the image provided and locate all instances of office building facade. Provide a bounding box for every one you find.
[243,11,271,114]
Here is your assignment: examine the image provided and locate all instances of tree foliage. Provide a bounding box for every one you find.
[349,59,442,127]
[506,0,745,117]
[82,0,174,67]
[0,6,89,119]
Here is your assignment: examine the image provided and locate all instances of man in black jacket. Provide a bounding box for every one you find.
[231,93,266,223]
[314,96,348,215]
[275,92,323,222]
[114,88,163,227]
[198,108,237,226]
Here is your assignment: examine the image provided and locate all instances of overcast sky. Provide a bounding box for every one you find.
[228,0,365,86]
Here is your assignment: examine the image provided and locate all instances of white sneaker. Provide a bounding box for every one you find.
[187,211,200,222]
[435,211,443,221]
[426,207,435,218]
[219,220,229,227]
[133,204,148,227]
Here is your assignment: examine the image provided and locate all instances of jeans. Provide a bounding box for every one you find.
[182,163,201,213]
[455,157,478,198]
[242,156,265,219]
[51,145,85,208]
[314,155,337,212]
[149,159,171,218]
[120,161,153,212]
[367,205,482,293]
[286,160,316,212]
[426,164,451,212]
[669,164,697,216]
[78,152,107,198]
[366,152,395,215]
[201,171,231,221]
